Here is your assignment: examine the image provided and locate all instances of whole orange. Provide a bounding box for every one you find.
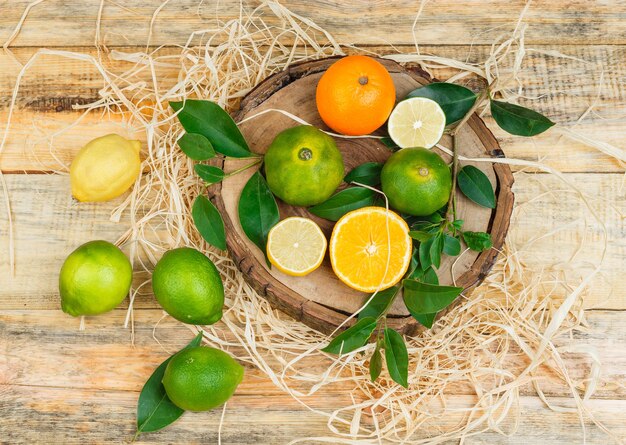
[316,56,396,136]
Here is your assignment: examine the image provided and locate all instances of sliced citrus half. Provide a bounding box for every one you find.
[329,207,412,292]
[267,217,327,277]
[387,97,446,149]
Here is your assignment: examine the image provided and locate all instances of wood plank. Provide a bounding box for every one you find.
[3,383,625,444]
[1,1,626,47]
[1,308,625,442]
[0,173,623,310]
[1,45,625,173]
[1,308,625,399]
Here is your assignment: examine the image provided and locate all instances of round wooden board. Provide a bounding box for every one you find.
[215,57,514,336]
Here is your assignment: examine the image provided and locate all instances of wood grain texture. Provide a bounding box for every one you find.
[0,173,622,311]
[1,44,625,173]
[1,1,626,47]
[1,309,625,443]
[215,57,512,334]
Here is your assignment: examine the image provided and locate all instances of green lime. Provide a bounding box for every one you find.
[264,125,344,206]
[151,247,224,325]
[162,346,244,411]
[59,240,132,316]
[381,147,451,216]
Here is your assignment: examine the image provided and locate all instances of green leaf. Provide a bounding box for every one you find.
[136,333,203,436]
[410,266,439,285]
[384,329,409,388]
[170,100,251,158]
[457,165,496,209]
[322,317,377,355]
[238,172,279,262]
[403,280,463,314]
[409,230,433,243]
[358,286,400,320]
[419,236,434,270]
[429,233,444,269]
[369,344,383,382]
[192,195,226,250]
[344,162,383,186]
[443,234,461,256]
[194,164,225,184]
[309,187,376,221]
[490,99,555,137]
[452,219,464,231]
[380,136,400,151]
[177,133,215,161]
[412,312,437,328]
[462,231,493,252]
[406,82,478,125]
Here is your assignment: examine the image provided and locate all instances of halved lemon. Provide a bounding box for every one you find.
[267,217,327,277]
[387,97,446,149]
[329,207,412,293]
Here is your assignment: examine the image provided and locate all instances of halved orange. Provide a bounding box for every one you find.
[329,207,412,292]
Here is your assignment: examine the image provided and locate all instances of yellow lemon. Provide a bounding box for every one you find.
[70,134,141,202]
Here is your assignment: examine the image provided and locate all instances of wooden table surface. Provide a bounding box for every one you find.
[1,1,625,444]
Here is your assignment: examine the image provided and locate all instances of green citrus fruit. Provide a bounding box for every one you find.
[381,147,451,216]
[264,125,344,206]
[162,346,244,411]
[151,247,224,325]
[59,240,132,316]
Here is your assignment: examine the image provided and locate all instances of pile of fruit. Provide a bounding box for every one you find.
[58,54,553,436]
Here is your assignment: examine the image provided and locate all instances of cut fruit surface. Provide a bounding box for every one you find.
[388,97,446,149]
[329,207,412,293]
[267,217,327,276]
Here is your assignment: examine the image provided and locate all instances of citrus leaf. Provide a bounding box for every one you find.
[170,100,251,158]
[358,286,400,321]
[490,99,555,137]
[380,136,400,151]
[135,333,203,436]
[192,195,226,250]
[322,317,377,355]
[344,162,383,186]
[457,165,496,209]
[406,82,477,125]
[403,280,463,314]
[411,312,437,328]
[409,266,439,285]
[369,344,383,382]
[462,231,493,252]
[443,234,461,256]
[384,328,409,388]
[177,133,215,161]
[238,171,279,263]
[429,233,444,269]
[409,230,433,243]
[452,219,464,231]
[194,164,225,184]
[309,187,376,221]
[419,236,434,270]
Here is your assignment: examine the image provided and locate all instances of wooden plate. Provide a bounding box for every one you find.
[215,57,514,335]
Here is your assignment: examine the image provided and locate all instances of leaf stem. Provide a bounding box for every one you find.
[224,159,262,178]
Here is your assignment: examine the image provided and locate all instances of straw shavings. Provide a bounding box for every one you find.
[1,0,624,443]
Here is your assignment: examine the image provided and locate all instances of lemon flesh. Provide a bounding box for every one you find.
[266,217,327,276]
[70,133,141,202]
[387,97,446,149]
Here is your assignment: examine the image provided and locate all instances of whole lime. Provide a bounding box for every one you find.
[381,147,452,216]
[162,346,244,411]
[151,247,224,325]
[59,240,132,316]
[264,125,344,206]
